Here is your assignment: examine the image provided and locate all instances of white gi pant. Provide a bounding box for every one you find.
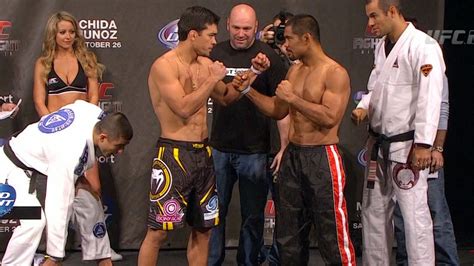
[0,150,46,266]
[362,155,434,266]
[72,188,111,260]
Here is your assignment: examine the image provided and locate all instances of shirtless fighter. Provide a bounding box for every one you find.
[239,14,356,265]
[137,6,269,266]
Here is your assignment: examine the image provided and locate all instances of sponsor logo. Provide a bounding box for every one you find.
[0,219,19,233]
[0,184,16,217]
[0,21,20,56]
[98,82,122,113]
[353,24,382,55]
[150,159,172,201]
[206,195,218,212]
[357,148,368,167]
[97,154,115,164]
[158,19,179,49]
[393,163,419,190]
[426,29,474,45]
[0,95,14,104]
[226,67,249,77]
[79,19,121,49]
[352,91,366,105]
[47,77,59,85]
[157,198,183,223]
[204,195,219,221]
[38,109,75,134]
[93,222,107,238]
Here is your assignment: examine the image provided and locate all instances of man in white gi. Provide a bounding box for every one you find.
[353,0,445,265]
[0,100,133,265]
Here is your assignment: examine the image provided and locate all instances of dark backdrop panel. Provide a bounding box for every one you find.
[0,0,446,249]
[443,1,474,247]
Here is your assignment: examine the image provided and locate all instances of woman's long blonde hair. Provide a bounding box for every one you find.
[39,11,105,83]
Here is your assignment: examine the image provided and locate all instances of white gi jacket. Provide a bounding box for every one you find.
[8,100,102,258]
[357,23,445,163]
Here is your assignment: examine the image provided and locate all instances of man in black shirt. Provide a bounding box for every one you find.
[208,4,288,265]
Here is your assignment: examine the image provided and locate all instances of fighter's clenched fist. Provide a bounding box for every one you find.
[351,108,368,125]
[275,80,295,103]
[209,61,227,81]
[251,52,271,72]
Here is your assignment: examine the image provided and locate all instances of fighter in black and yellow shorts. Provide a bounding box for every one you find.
[147,138,219,230]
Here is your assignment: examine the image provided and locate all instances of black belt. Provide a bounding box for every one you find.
[3,141,38,193]
[366,127,414,189]
[368,127,414,162]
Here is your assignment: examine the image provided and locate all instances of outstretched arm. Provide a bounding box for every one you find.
[149,59,226,119]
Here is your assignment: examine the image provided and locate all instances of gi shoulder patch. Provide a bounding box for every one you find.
[38,108,75,134]
[420,64,433,77]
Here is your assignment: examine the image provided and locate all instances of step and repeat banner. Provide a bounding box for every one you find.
[0,0,444,250]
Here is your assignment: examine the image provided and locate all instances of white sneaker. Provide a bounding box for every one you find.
[110,249,123,261]
[33,253,46,266]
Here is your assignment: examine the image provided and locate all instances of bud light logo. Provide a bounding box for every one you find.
[158,19,179,49]
[0,184,16,217]
[353,91,366,105]
[357,148,368,167]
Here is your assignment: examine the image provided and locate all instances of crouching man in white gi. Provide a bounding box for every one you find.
[353,0,445,265]
[0,100,133,265]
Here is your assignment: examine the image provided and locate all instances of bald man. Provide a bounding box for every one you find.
[208,3,288,265]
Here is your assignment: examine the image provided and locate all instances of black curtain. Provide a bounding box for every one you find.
[443,1,474,247]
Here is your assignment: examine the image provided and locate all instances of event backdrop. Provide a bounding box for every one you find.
[0,0,444,250]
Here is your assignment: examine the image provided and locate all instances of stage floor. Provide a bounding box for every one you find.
[3,248,472,265]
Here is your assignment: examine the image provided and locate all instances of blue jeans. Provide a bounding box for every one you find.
[394,169,459,266]
[208,150,269,266]
[258,155,280,266]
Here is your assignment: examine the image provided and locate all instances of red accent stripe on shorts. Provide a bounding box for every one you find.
[326,145,356,266]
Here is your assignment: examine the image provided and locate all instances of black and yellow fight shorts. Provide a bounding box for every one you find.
[147,138,219,230]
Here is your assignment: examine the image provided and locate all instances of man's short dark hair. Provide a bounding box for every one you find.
[366,0,403,14]
[96,112,133,141]
[286,14,321,43]
[178,6,220,41]
[272,11,294,23]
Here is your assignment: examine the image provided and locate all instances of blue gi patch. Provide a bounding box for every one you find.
[74,145,89,176]
[93,222,107,238]
[38,109,75,134]
[0,183,16,217]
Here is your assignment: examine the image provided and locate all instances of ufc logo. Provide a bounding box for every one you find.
[99,82,114,100]
[0,21,12,40]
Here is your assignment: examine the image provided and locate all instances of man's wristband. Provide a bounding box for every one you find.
[432,146,444,153]
[250,65,262,75]
[240,85,251,95]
